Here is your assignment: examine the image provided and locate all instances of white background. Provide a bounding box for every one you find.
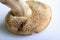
[0,0,60,40]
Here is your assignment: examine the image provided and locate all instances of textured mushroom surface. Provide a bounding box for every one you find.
[5,1,51,35]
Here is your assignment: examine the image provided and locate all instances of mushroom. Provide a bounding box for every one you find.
[0,0,51,35]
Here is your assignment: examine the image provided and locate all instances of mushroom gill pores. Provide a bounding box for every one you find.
[5,1,51,35]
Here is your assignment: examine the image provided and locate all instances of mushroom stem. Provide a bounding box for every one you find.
[0,0,32,17]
